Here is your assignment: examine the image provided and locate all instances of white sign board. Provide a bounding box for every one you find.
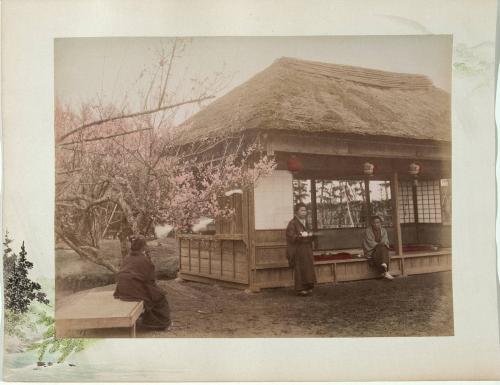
[254,170,294,230]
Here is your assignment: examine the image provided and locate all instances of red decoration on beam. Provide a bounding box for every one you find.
[287,155,302,172]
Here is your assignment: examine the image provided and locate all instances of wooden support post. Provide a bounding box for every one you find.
[208,240,212,274]
[364,177,371,226]
[198,240,201,273]
[390,172,404,264]
[178,238,182,271]
[242,188,250,247]
[232,240,236,279]
[310,179,318,249]
[188,239,191,272]
[241,188,250,286]
[247,186,259,292]
[230,195,235,234]
[412,183,420,243]
[220,240,224,277]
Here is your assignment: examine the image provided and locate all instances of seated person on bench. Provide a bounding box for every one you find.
[114,235,172,330]
[362,215,393,280]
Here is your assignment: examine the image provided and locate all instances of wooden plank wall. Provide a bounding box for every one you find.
[253,229,291,288]
[178,190,251,288]
[216,194,244,235]
[403,251,452,275]
[179,238,248,284]
[254,230,287,266]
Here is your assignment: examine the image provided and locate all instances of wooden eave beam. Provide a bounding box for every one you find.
[265,131,450,161]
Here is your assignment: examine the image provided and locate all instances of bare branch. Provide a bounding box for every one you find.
[158,38,177,109]
[143,67,160,111]
[56,168,83,175]
[110,136,148,166]
[59,95,216,141]
[58,127,152,146]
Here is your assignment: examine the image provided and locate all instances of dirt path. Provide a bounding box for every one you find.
[143,271,453,337]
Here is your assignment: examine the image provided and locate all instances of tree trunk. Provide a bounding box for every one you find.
[119,232,129,258]
[56,229,118,273]
[118,217,132,258]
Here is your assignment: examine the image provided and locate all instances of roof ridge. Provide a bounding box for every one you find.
[274,57,434,89]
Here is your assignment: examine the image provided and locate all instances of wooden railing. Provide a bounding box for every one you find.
[177,233,249,284]
[177,233,245,241]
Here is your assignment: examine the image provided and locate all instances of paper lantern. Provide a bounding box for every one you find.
[363,162,375,176]
[408,162,421,176]
[287,155,302,172]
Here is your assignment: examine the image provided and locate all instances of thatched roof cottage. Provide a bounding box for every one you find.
[177,57,451,291]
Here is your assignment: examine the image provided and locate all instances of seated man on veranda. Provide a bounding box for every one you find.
[362,215,394,280]
[114,235,172,330]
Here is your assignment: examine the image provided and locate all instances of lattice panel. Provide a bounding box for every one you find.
[416,180,442,223]
[398,181,415,223]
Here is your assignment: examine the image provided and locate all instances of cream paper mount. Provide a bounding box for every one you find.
[2,0,499,382]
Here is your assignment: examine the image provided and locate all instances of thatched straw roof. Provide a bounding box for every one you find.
[176,57,451,144]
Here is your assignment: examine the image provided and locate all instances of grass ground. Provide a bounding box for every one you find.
[61,271,453,338]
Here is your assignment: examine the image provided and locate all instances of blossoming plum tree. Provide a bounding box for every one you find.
[55,39,276,273]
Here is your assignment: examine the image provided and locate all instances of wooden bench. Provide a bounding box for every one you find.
[56,291,144,338]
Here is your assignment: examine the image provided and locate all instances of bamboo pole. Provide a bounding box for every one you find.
[101,203,118,238]
[344,182,354,227]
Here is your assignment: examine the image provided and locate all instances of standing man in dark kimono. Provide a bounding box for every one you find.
[114,235,172,330]
[286,203,317,295]
[362,215,394,280]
